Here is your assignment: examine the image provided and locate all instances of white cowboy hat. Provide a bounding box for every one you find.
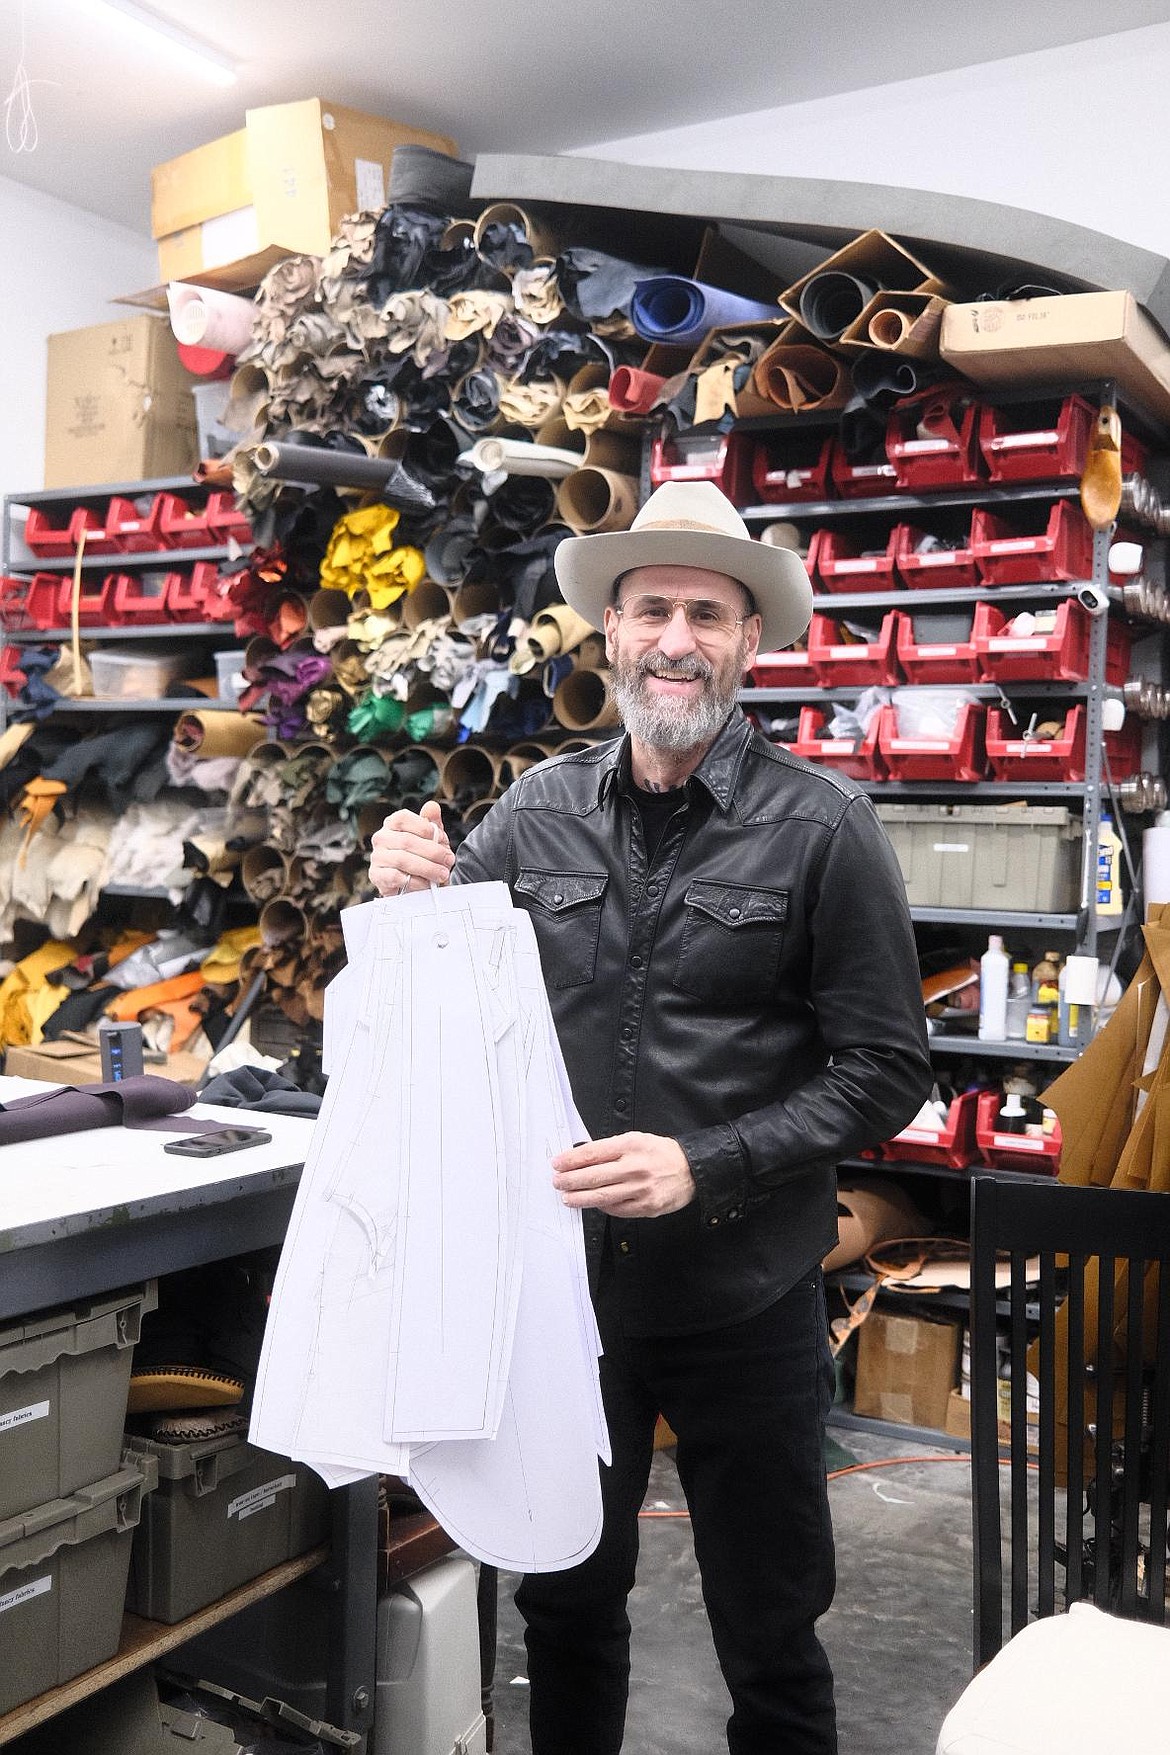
[553,479,813,652]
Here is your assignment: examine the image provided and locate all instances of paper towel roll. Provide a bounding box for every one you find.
[167,284,256,356]
[1144,819,1170,905]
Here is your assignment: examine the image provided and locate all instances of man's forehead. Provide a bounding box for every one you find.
[617,564,742,598]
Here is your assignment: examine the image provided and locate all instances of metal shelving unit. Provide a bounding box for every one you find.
[3,622,232,643]
[739,480,1081,523]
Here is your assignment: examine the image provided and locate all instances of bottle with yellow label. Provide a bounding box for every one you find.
[1096,813,1124,917]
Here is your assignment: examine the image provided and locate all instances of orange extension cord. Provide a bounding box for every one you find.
[637,1452,1033,1519]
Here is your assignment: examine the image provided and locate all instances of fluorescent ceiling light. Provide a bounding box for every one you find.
[82,0,237,86]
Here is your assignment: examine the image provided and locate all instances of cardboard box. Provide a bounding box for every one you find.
[3,1037,207,1088]
[945,1386,1039,1453]
[940,291,1170,432]
[152,98,459,289]
[44,315,198,489]
[853,1309,962,1430]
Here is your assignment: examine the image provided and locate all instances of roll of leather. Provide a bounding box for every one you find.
[630,277,781,346]
[798,271,877,341]
[167,283,256,356]
[608,366,666,413]
[173,709,265,761]
[553,668,620,731]
[473,202,562,272]
[556,467,640,534]
[525,604,597,661]
[752,333,852,413]
[469,436,582,478]
[251,441,410,492]
[851,352,925,406]
[0,1076,221,1145]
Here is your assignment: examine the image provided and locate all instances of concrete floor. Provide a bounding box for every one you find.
[490,1426,976,1755]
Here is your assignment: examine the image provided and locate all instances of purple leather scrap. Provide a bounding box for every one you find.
[0,1076,225,1146]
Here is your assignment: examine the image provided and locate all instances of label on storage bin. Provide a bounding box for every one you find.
[932,842,970,854]
[835,558,880,573]
[991,537,1043,554]
[992,1133,1045,1151]
[918,552,963,567]
[988,635,1046,650]
[900,437,951,454]
[994,430,1058,450]
[228,1473,296,1522]
[0,1399,49,1434]
[0,1574,50,1616]
[919,644,958,655]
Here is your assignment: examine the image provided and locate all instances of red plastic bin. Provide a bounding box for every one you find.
[20,573,68,629]
[828,443,899,498]
[204,493,253,546]
[977,394,1147,485]
[22,505,104,559]
[107,571,172,624]
[104,497,164,553]
[894,520,981,590]
[885,392,985,491]
[650,430,753,505]
[164,562,219,622]
[881,1089,979,1169]
[896,608,980,684]
[792,705,887,779]
[56,571,112,625]
[809,525,902,592]
[973,600,1131,686]
[751,434,835,503]
[155,493,213,548]
[877,702,987,781]
[970,500,1093,585]
[974,1090,1060,1175]
[985,705,1141,782]
[807,610,904,686]
[751,645,816,685]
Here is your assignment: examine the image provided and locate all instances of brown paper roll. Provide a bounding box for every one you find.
[556,467,640,534]
[553,669,621,731]
[401,580,453,629]
[173,710,265,761]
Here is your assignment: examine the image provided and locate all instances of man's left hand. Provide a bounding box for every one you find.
[551,1132,696,1218]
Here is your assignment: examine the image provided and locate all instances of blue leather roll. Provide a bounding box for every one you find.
[630,277,780,345]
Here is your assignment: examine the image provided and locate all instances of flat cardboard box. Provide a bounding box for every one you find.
[44,315,198,489]
[945,1387,1038,1453]
[940,290,1170,432]
[152,98,459,288]
[853,1309,962,1431]
[4,1038,206,1089]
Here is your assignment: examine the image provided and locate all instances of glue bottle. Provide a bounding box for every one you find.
[978,935,1009,1041]
[1096,814,1123,917]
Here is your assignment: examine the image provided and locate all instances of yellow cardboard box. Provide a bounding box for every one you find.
[44,315,198,489]
[152,98,459,289]
[940,291,1170,431]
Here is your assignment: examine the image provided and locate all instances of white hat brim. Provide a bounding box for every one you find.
[553,526,813,652]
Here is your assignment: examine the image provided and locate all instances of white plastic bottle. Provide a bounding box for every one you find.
[978,935,1010,1041]
[1004,962,1031,1040]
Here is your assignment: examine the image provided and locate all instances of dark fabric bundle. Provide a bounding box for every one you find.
[0,1075,221,1145]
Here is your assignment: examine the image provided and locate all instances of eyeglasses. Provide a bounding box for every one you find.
[613,594,750,640]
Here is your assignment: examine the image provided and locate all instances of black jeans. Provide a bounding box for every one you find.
[516,1271,838,1754]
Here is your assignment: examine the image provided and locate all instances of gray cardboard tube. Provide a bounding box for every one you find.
[252,442,402,491]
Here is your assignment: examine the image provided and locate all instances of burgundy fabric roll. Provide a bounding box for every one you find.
[0,1076,223,1145]
[608,366,665,414]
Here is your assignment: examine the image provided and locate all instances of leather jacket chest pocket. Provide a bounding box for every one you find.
[675,881,788,1007]
[515,869,609,988]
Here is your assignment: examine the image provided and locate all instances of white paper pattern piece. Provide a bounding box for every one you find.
[250,882,608,1572]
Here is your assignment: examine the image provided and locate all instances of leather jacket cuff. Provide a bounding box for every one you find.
[678,1123,750,1229]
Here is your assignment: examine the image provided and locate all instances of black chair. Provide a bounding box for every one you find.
[968,1174,1170,1668]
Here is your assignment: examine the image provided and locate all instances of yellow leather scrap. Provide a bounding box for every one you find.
[320,504,425,607]
[0,939,76,1046]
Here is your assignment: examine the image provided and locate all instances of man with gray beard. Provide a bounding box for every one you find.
[370,481,930,1755]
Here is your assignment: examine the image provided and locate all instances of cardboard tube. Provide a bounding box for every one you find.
[308,588,354,633]
[473,201,561,267]
[440,743,499,804]
[259,898,307,948]
[173,710,264,761]
[752,335,852,413]
[471,436,582,478]
[223,362,270,435]
[868,308,911,349]
[556,467,640,534]
[461,798,497,830]
[452,581,501,623]
[527,604,597,659]
[167,283,256,356]
[242,845,289,904]
[500,740,557,785]
[553,669,620,730]
[401,580,453,629]
[557,737,598,754]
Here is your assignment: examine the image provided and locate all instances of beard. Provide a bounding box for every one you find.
[607,635,748,752]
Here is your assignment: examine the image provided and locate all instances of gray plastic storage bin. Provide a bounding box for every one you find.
[123,1430,329,1623]
[0,1452,157,1715]
[375,1555,488,1755]
[0,1281,157,1524]
[875,803,1081,911]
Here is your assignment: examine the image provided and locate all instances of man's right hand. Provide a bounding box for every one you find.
[369,800,455,896]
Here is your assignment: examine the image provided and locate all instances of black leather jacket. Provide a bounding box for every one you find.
[453,710,932,1335]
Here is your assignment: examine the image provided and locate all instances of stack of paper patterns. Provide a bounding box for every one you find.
[250,882,609,1571]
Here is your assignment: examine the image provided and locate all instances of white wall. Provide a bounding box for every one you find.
[579,23,1170,259]
[0,176,157,507]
